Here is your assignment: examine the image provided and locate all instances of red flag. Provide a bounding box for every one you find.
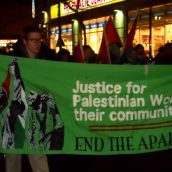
[0,65,11,113]
[74,41,85,63]
[105,17,122,47]
[97,30,111,64]
[98,17,122,64]
[2,65,10,98]
[124,15,138,50]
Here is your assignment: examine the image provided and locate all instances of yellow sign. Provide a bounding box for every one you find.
[50,4,58,19]
[50,0,125,19]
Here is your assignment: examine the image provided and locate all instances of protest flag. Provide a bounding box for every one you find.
[2,59,28,148]
[2,65,10,98]
[0,65,11,113]
[97,29,111,64]
[105,16,122,47]
[124,14,138,50]
[98,16,122,64]
[74,41,85,63]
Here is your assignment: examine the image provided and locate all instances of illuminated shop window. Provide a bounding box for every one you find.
[166,24,172,43]
[50,24,72,53]
[128,2,172,57]
[83,16,109,53]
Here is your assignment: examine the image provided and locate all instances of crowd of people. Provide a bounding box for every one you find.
[1,31,172,65]
[33,42,172,65]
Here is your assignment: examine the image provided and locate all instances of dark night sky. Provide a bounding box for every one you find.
[1,0,31,5]
[0,0,34,37]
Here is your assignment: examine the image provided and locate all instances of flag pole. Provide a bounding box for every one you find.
[149,0,152,59]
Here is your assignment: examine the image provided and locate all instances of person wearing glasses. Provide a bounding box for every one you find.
[6,25,53,172]
[10,25,57,60]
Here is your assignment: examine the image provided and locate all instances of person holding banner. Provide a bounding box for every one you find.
[9,26,57,61]
[6,25,50,172]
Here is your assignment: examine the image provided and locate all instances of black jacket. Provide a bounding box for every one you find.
[9,39,57,61]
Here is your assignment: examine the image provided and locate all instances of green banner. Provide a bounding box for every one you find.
[0,55,172,155]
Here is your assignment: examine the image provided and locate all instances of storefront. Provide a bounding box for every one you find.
[49,0,126,53]
[49,0,172,57]
[128,2,172,57]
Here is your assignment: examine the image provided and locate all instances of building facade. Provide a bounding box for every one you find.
[37,0,172,57]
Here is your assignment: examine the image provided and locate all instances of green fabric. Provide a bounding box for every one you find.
[0,54,172,155]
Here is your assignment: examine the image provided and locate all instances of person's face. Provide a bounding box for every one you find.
[28,91,38,106]
[23,32,42,56]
